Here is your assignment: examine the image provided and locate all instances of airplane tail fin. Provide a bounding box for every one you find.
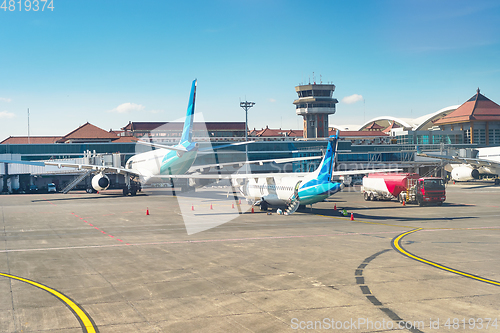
[312,131,338,182]
[179,79,197,144]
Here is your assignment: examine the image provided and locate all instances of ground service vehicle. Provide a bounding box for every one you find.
[362,173,446,206]
[47,183,57,193]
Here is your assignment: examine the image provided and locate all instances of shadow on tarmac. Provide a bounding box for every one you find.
[307,206,478,223]
[31,192,147,202]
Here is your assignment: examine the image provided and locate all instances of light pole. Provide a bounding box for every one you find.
[240,101,255,173]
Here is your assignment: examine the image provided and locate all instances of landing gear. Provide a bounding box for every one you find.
[260,201,268,211]
[123,177,141,196]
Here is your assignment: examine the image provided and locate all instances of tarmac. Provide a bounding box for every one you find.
[0,182,499,332]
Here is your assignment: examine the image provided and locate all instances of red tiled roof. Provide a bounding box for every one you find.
[122,121,246,131]
[285,129,303,137]
[112,136,139,143]
[364,121,384,130]
[252,126,303,137]
[331,130,389,137]
[382,121,401,133]
[434,89,500,125]
[1,136,62,144]
[57,122,118,142]
[254,126,284,137]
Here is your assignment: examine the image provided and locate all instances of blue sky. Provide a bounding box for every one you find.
[1,0,500,138]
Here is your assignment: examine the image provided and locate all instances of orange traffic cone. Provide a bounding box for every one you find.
[334,203,337,211]
[402,200,406,206]
[350,213,354,221]
[251,207,254,213]
[231,203,235,209]
[210,203,213,210]
[191,205,194,211]
[146,208,150,215]
[238,199,242,205]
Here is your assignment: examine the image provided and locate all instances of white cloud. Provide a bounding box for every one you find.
[269,98,277,103]
[341,94,364,104]
[0,111,15,119]
[0,97,12,103]
[108,102,145,113]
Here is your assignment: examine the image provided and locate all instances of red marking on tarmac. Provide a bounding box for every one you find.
[71,212,126,244]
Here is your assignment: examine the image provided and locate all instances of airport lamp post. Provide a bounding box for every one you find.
[240,101,255,173]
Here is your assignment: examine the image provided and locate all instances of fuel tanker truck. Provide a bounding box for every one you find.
[362,173,446,206]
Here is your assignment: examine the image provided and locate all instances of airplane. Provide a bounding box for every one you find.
[418,147,500,185]
[163,131,401,214]
[0,79,322,195]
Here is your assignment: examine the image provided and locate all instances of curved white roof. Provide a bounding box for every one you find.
[357,105,459,131]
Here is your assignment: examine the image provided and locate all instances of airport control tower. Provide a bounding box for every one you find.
[294,82,338,138]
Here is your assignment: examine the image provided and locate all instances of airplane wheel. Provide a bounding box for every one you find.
[369,193,374,201]
[363,192,369,201]
[260,201,268,211]
[123,187,129,196]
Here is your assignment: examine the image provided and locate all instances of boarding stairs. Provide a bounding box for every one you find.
[422,164,444,178]
[285,193,300,215]
[62,170,93,194]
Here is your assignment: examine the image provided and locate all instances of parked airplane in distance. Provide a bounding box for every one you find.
[165,131,401,214]
[1,79,321,195]
[418,147,500,185]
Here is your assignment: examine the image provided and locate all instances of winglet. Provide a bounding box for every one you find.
[180,79,197,144]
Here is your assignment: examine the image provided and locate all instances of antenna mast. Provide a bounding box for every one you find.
[27,108,30,144]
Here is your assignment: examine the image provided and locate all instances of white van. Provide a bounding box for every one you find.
[47,183,57,193]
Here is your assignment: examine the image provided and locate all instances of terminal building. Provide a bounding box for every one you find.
[2,86,496,193]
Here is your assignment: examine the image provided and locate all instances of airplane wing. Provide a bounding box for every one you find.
[136,140,188,152]
[150,167,401,180]
[136,140,255,152]
[186,155,322,173]
[0,159,142,176]
[417,152,500,168]
[331,168,402,176]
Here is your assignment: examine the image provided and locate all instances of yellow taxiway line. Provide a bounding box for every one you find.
[392,228,500,286]
[0,272,97,333]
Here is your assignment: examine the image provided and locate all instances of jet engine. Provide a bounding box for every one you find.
[451,166,479,182]
[91,173,110,191]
